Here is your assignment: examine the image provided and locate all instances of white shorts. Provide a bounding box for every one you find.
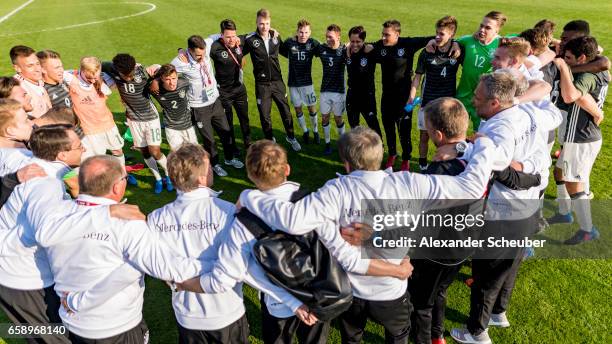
[129,118,162,148]
[320,92,345,117]
[289,85,317,107]
[165,127,198,151]
[555,140,601,182]
[417,108,426,131]
[81,126,124,160]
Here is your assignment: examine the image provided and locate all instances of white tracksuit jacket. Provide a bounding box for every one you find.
[239,138,496,301]
[33,194,205,339]
[0,147,32,177]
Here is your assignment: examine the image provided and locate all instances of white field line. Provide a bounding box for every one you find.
[0,2,156,37]
[0,0,35,24]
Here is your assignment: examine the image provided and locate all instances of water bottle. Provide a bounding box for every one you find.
[404,96,421,112]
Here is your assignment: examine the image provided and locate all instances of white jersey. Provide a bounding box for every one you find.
[33,194,205,339]
[0,147,32,177]
[171,38,220,108]
[239,138,495,301]
[0,158,70,289]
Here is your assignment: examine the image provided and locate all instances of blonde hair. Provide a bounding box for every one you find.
[0,99,22,136]
[337,127,383,171]
[80,56,104,97]
[167,144,210,192]
[499,37,531,63]
[256,8,270,19]
[246,140,287,189]
[423,97,468,139]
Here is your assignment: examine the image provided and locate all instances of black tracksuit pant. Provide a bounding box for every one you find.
[255,80,295,140]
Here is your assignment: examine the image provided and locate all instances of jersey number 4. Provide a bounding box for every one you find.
[440,67,447,77]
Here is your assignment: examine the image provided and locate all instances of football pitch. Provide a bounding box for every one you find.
[0,0,610,343]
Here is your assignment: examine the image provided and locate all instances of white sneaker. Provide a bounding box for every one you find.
[488,312,510,328]
[224,158,244,169]
[213,164,228,177]
[286,136,301,151]
[450,328,492,344]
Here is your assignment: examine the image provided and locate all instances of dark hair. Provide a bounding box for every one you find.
[564,36,598,62]
[348,26,366,40]
[383,19,401,33]
[112,53,136,76]
[187,35,206,50]
[36,50,61,63]
[484,11,507,28]
[436,16,458,34]
[534,19,556,36]
[9,45,35,64]
[519,28,549,55]
[327,24,341,34]
[29,125,74,161]
[0,77,20,98]
[156,64,177,79]
[563,20,590,35]
[220,19,237,32]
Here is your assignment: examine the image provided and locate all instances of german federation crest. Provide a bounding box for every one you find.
[360,58,368,67]
[336,49,342,56]
[253,40,260,48]
[398,48,405,57]
[134,74,142,83]
[381,49,387,56]
[179,89,186,98]
[221,51,229,58]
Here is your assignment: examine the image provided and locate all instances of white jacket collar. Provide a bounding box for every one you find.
[177,186,221,202]
[262,181,301,196]
[30,157,71,179]
[76,194,117,206]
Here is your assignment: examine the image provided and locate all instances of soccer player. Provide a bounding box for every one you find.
[549,36,608,245]
[409,16,462,171]
[150,64,197,151]
[0,99,34,177]
[69,56,135,183]
[172,35,242,177]
[10,45,52,118]
[36,50,72,109]
[209,19,252,154]
[0,76,33,112]
[280,19,320,144]
[345,26,382,138]
[103,53,171,193]
[371,20,437,171]
[315,24,347,155]
[242,8,301,151]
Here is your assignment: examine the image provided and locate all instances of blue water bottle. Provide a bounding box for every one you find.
[404,96,421,112]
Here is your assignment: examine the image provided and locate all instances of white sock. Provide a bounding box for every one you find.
[310,112,319,133]
[156,154,168,176]
[144,156,162,180]
[296,113,308,133]
[323,123,331,143]
[571,192,592,232]
[114,154,126,168]
[556,183,571,215]
[337,122,345,136]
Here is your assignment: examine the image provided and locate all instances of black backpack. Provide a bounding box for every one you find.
[236,188,353,321]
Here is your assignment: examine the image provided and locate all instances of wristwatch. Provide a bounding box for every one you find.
[455,141,468,158]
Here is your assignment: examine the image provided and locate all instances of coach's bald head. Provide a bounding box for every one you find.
[79,155,126,202]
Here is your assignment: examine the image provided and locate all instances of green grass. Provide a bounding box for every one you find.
[1,0,611,343]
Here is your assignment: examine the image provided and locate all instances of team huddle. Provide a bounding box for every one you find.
[0,6,609,344]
